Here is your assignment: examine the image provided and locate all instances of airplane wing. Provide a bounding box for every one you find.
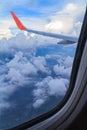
[11,11,78,44]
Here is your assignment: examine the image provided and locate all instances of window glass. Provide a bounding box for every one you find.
[0,0,86,129]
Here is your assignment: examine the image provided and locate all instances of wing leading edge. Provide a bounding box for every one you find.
[11,11,78,44]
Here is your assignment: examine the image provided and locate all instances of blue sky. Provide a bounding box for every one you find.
[0,0,86,17]
[0,0,86,39]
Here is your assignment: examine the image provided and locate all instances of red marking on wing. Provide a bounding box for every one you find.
[11,11,26,30]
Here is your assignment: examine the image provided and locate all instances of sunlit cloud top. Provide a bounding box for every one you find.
[0,0,86,39]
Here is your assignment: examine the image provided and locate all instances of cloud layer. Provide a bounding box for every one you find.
[0,32,76,113]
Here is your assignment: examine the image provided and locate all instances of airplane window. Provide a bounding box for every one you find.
[0,0,86,129]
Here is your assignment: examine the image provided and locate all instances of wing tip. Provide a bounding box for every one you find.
[11,11,26,30]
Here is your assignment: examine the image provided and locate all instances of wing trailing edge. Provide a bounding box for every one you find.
[11,11,78,44]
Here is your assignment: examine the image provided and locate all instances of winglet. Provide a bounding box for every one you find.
[11,11,26,30]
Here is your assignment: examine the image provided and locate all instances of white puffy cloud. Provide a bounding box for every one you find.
[48,78,68,96]
[33,99,45,108]
[54,65,72,79]
[0,19,13,39]
[45,3,85,36]
[33,88,44,98]
[33,76,69,108]
[32,56,49,73]
[7,51,38,76]
[53,56,74,79]
[7,68,25,84]
[33,76,52,107]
